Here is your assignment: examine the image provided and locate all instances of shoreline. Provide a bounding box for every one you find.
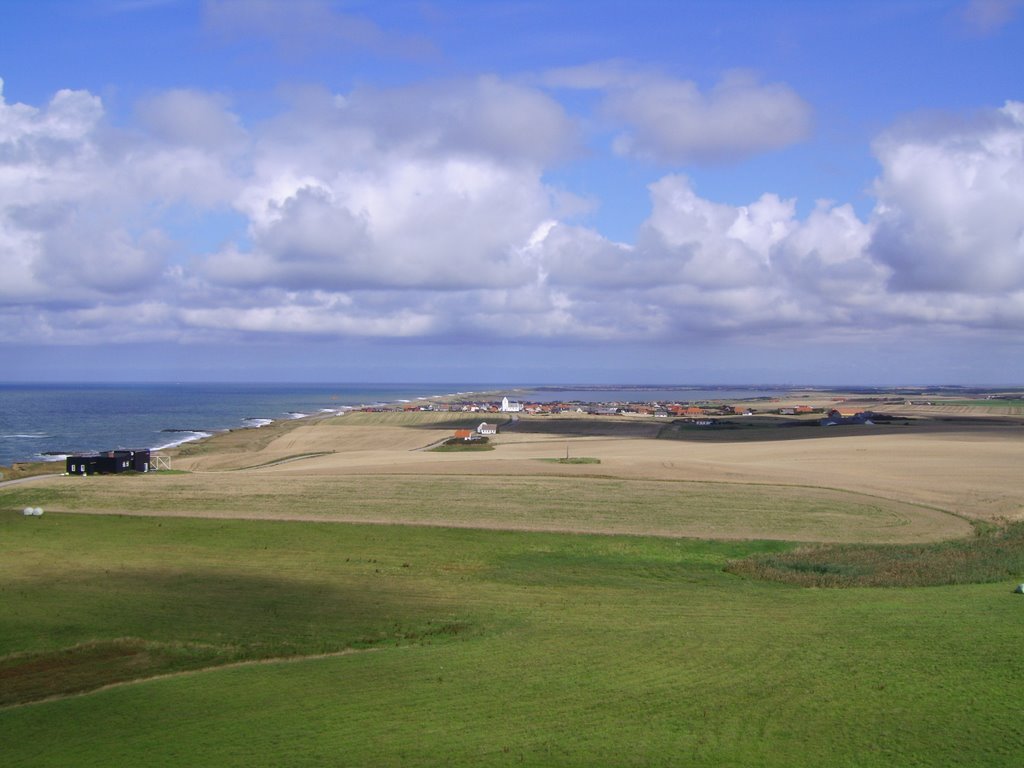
[157,386,517,457]
[6,383,1022,470]
[1,385,513,469]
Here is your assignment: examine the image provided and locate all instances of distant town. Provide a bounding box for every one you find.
[358,391,983,415]
[355,393,923,426]
[352,389,1024,432]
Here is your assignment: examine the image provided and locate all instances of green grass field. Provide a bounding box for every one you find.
[728,520,1024,587]
[2,510,1023,766]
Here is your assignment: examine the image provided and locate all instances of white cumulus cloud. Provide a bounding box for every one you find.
[869,101,1024,293]
[203,78,573,292]
[545,64,813,164]
[2,77,1023,351]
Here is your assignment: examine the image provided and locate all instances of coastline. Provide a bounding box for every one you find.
[9,382,1020,471]
[156,386,517,458]
[0,384,512,469]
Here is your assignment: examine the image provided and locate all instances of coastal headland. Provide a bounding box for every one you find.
[53,387,1024,536]
[2,388,1024,766]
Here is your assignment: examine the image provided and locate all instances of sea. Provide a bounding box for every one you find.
[0,382,786,467]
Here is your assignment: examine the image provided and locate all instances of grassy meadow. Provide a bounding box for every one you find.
[729,519,1024,587]
[2,511,1023,767]
[2,405,1023,766]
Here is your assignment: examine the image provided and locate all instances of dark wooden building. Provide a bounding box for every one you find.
[66,449,151,475]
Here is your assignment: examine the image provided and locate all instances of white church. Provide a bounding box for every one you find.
[500,396,524,413]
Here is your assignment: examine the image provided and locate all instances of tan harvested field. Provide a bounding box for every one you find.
[899,403,1024,417]
[26,471,965,543]
[160,410,1024,521]
[12,405,1023,543]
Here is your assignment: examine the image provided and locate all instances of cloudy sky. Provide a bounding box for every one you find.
[1,0,1022,385]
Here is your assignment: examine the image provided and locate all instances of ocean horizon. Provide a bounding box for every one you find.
[0,382,810,467]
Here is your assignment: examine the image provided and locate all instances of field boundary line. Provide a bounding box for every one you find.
[0,473,64,490]
[227,451,335,471]
[267,470,971,523]
[37,507,969,546]
[1,647,378,712]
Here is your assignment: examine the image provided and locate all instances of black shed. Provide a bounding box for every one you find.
[66,449,151,475]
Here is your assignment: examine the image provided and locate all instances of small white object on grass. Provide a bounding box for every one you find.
[1015,583,1024,594]
[22,507,43,516]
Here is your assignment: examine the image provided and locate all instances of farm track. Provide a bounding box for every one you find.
[223,451,334,471]
[0,474,63,490]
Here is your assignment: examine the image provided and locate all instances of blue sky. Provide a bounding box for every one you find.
[1,0,1022,385]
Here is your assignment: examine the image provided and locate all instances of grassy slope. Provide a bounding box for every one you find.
[326,411,510,428]
[2,512,1023,767]
[728,521,1024,586]
[0,462,64,482]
